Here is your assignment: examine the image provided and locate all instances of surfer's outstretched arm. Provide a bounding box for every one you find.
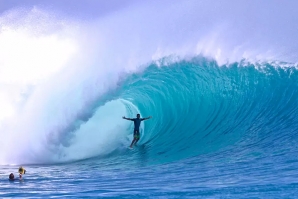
[142,116,152,121]
[123,116,133,121]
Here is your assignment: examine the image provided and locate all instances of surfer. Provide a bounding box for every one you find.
[122,114,152,148]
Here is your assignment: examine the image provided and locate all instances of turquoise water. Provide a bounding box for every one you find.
[1,58,298,198]
[1,0,298,197]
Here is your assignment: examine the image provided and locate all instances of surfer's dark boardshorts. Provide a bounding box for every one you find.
[134,130,140,139]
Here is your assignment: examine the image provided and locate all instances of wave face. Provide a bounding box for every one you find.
[118,58,298,164]
[2,54,298,166]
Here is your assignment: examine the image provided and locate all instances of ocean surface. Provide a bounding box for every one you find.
[1,1,298,198]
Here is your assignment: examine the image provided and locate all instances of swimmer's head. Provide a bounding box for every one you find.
[18,167,26,175]
[137,114,140,118]
[9,173,14,180]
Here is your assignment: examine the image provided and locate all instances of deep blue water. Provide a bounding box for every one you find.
[1,57,298,198]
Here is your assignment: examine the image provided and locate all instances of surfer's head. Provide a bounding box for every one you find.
[137,114,140,118]
[9,173,14,180]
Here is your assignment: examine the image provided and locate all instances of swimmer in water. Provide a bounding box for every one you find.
[18,167,26,179]
[9,167,26,180]
[9,173,15,180]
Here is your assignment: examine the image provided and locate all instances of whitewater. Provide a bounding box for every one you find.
[1,0,298,198]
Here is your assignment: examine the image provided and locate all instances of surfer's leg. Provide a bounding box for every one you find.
[130,130,140,148]
[134,131,140,146]
[134,138,140,146]
[130,139,136,148]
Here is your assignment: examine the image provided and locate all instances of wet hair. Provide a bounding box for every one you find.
[9,173,14,180]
